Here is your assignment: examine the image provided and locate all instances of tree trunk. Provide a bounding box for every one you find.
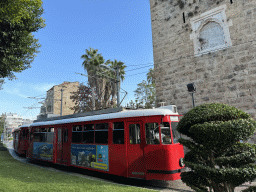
[211,181,235,192]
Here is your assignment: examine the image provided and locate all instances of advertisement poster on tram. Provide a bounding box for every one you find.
[33,142,53,160]
[71,144,109,171]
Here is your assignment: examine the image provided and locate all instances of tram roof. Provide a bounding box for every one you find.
[30,105,178,127]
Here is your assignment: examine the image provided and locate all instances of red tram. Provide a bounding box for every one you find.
[13,125,29,155]
[14,105,185,181]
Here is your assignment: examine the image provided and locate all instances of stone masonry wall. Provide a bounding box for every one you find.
[52,82,79,116]
[150,0,256,144]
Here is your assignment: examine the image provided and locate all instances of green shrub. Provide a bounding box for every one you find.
[177,103,256,192]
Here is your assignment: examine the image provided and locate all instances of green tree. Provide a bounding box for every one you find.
[0,0,45,86]
[126,100,140,109]
[134,68,155,109]
[177,103,256,192]
[0,114,6,136]
[70,83,102,113]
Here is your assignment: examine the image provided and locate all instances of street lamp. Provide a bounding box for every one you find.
[187,83,196,108]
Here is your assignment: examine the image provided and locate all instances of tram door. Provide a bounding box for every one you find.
[127,121,145,178]
[56,127,70,165]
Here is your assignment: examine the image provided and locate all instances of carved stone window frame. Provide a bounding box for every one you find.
[190,4,232,56]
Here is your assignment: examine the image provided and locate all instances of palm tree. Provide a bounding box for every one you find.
[81,47,106,108]
[105,59,127,107]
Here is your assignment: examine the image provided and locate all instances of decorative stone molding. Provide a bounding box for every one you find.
[190,4,232,56]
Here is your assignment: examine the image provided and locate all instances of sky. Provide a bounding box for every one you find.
[0,0,154,120]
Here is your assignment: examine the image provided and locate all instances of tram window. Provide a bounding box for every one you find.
[160,122,172,144]
[63,129,68,143]
[145,123,160,145]
[72,125,82,143]
[20,130,23,140]
[18,131,21,140]
[73,125,82,132]
[113,122,124,144]
[96,123,108,130]
[23,130,27,140]
[83,124,94,143]
[171,122,180,143]
[95,123,108,144]
[25,129,29,140]
[84,124,94,131]
[129,124,141,144]
[34,132,40,142]
[33,132,46,142]
[30,129,33,141]
[41,133,47,142]
[57,129,62,142]
[21,130,26,140]
[46,132,54,142]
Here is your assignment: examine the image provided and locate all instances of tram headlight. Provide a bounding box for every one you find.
[179,158,184,167]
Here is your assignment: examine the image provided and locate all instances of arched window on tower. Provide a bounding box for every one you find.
[198,21,225,51]
[190,4,232,56]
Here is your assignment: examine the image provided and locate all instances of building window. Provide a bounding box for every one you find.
[190,4,232,56]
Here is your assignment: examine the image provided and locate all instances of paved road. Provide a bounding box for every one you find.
[4,140,256,192]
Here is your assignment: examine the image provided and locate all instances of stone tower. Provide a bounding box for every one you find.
[150,0,256,119]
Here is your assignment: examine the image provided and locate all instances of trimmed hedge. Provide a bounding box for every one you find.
[177,103,252,138]
[177,103,256,192]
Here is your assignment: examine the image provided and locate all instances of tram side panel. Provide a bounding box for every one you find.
[69,120,129,177]
[144,116,185,180]
[27,128,34,159]
[19,127,29,155]
[70,122,110,173]
[144,144,184,180]
[55,125,71,165]
[30,126,55,162]
[127,120,145,179]
[108,121,127,177]
[63,126,71,165]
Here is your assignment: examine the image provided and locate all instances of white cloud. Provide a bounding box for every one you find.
[31,83,56,93]
[3,81,57,99]
[5,88,28,98]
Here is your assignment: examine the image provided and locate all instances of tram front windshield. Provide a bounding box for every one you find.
[160,122,180,144]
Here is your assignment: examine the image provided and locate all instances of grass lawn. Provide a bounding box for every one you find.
[0,145,158,192]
